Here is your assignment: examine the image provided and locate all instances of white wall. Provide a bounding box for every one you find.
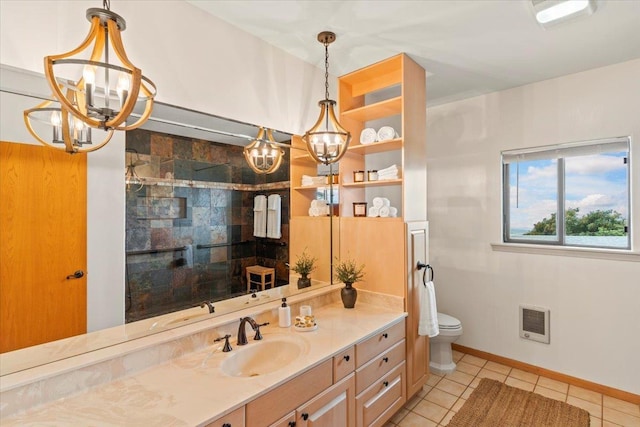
[0,0,325,331]
[426,59,640,394]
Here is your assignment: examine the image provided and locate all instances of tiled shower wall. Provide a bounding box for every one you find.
[125,129,289,323]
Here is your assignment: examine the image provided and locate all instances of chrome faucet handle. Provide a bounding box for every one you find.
[254,322,269,341]
[200,301,215,313]
[214,334,232,352]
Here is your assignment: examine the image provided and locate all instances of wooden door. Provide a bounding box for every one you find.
[0,141,87,353]
[405,221,430,397]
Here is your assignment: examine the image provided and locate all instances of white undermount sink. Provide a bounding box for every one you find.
[220,335,308,378]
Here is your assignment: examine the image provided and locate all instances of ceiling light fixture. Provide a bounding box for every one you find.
[532,0,597,26]
[27,0,156,153]
[243,127,285,174]
[303,31,351,165]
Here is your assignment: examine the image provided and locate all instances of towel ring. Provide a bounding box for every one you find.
[416,261,434,286]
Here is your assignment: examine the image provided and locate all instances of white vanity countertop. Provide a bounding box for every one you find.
[2,302,406,426]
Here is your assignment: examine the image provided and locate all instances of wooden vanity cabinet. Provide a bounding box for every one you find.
[269,412,296,427]
[205,406,245,427]
[355,321,407,427]
[296,374,355,427]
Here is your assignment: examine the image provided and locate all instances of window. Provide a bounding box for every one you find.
[502,137,630,250]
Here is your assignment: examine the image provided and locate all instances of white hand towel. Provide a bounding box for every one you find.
[419,280,439,337]
[372,197,384,208]
[368,206,380,217]
[253,195,267,238]
[379,206,390,217]
[266,194,281,239]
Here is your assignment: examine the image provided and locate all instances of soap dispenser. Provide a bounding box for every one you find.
[279,297,291,327]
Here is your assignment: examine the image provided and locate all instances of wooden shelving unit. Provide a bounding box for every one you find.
[337,53,429,399]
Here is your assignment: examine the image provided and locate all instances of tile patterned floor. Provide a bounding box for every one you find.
[385,350,640,427]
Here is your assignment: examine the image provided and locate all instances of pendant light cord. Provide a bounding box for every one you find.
[103,0,110,10]
[324,41,330,101]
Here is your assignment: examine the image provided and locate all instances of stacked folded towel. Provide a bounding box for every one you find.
[301,175,326,186]
[309,199,330,217]
[377,164,399,180]
[368,197,398,217]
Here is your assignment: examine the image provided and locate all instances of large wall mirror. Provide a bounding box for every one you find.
[0,65,336,375]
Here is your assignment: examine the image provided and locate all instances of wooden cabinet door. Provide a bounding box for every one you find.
[0,142,87,353]
[405,221,430,397]
[297,374,355,427]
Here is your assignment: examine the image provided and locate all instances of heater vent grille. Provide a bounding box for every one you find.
[519,305,550,344]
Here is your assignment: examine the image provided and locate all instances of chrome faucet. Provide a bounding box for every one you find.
[237,316,269,345]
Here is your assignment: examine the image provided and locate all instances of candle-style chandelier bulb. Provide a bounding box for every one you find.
[303,31,351,165]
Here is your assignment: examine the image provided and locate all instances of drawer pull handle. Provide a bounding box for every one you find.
[343,355,350,362]
[383,381,389,387]
[289,422,296,427]
[222,424,231,427]
[383,357,389,363]
[301,413,309,421]
[382,333,388,339]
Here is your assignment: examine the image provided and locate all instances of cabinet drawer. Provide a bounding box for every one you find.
[296,374,355,427]
[356,321,405,368]
[205,406,245,427]
[269,411,295,427]
[334,346,355,383]
[246,359,332,427]
[355,339,405,395]
[356,362,406,427]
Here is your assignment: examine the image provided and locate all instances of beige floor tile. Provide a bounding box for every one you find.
[534,385,567,402]
[484,360,512,375]
[391,407,409,424]
[568,385,603,405]
[404,394,423,410]
[477,368,507,383]
[455,361,482,377]
[445,370,475,387]
[451,398,467,413]
[468,377,481,389]
[440,410,456,426]
[452,350,464,362]
[603,407,640,427]
[425,388,459,409]
[602,422,622,427]
[435,378,467,397]
[508,368,539,385]
[426,374,442,387]
[590,416,602,427]
[397,411,437,427]
[412,399,448,423]
[567,395,603,418]
[417,385,432,399]
[461,387,475,400]
[505,376,535,392]
[537,376,569,394]
[603,395,640,417]
[460,354,487,368]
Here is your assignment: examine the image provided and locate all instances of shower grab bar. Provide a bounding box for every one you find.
[126,246,187,256]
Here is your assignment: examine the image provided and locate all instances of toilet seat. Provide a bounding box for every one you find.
[438,312,461,330]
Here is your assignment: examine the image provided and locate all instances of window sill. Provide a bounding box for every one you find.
[490,243,640,262]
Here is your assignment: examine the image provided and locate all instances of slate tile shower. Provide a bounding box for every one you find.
[125,129,290,323]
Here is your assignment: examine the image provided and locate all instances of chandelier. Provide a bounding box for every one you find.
[243,127,285,174]
[25,0,156,153]
[302,31,351,165]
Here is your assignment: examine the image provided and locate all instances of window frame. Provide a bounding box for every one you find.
[502,136,631,250]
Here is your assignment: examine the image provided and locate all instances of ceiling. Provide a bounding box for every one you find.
[187,0,640,107]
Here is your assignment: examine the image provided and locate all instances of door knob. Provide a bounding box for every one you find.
[66,270,84,280]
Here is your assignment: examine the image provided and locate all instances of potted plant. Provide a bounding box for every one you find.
[292,248,317,289]
[334,257,365,308]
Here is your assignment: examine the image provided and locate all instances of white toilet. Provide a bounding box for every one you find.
[429,312,463,375]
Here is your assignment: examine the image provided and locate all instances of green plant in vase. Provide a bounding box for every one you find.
[292,248,317,289]
[334,257,365,309]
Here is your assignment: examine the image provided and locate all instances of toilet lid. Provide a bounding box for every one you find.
[438,313,461,329]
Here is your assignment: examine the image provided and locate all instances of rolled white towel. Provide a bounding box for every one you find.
[389,207,398,217]
[379,206,390,217]
[382,198,390,207]
[378,164,398,174]
[368,206,380,217]
[360,128,377,145]
[309,207,320,217]
[372,197,384,208]
[377,126,398,141]
[311,199,327,209]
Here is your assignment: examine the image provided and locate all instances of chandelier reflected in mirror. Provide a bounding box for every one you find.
[303,31,351,165]
[243,127,285,174]
[24,0,156,153]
